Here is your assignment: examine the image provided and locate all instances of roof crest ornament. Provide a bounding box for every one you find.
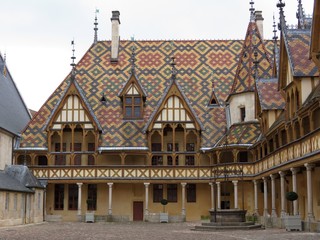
[130,45,136,74]
[253,51,259,80]
[94,8,99,44]
[277,0,286,32]
[70,40,76,81]
[3,52,7,76]
[296,0,305,29]
[170,56,177,81]
[249,1,255,22]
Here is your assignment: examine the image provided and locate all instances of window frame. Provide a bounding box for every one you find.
[54,184,64,210]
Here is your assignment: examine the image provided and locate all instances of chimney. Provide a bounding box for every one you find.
[111,11,120,62]
[255,11,264,40]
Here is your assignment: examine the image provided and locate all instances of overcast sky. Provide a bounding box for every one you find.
[0,0,314,111]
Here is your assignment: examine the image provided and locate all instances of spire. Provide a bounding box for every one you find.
[130,45,136,74]
[277,0,286,31]
[70,40,76,80]
[249,1,255,22]
[296,0,305,29]
[170,56,177,81]
[94,9,99,44]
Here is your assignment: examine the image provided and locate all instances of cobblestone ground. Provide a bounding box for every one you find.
[1,222,320,240]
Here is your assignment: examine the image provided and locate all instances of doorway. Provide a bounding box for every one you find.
[133,201,144,221]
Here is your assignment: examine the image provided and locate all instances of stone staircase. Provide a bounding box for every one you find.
[192,221,263,231]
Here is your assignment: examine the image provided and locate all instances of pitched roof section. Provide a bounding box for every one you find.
[256,78,285,110]
[0,54,31,136]
[229,22,273,97]
[19,40,274,149]
[215,121,261,148]
[285,29,319,77]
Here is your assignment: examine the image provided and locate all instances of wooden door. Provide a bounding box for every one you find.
[133,201,143,221]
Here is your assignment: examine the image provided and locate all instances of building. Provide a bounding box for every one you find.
[0,53,31,170]
[0,165,45,226]
[13,1,320,230]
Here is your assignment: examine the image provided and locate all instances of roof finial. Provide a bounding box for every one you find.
[170,56,177,81]
[272,14,278,78]
[94,9,99,44]
[130,45,136,74]
[249,1,255,22]
[277,0,286,31]
[296,0,305,29]
[272,14,278,41]
[70,40,76,80]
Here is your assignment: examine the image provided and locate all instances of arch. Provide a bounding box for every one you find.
[17,155,31,166]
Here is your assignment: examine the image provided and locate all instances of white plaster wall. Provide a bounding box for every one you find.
[229,92,255,125]
[0,131,13,170]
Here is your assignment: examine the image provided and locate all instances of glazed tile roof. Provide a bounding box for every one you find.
[229,22,273,97]
[215,121,261,147]
[19,39,274,149]
[256,78,285,110]
[285,29,318,77]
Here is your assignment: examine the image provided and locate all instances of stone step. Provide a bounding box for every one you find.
[192,224,263,231]
[202,221,255,226]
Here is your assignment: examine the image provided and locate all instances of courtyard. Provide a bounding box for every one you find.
[0,222,320,240]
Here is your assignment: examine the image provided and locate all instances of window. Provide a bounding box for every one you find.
[239,151,248,162]
[87,184,97,211]
[186,143,195,152]
[38,156,48,165]
[5,192,9,210]
[153,184,163,202]
[151,143,161,151]
[14,193,18,210]
[73,143,82,165]
[68,184,78,210]
[88,143,95,165]
[167,184,177,202]
[185,156,195,165]
[187,184,196,202]
[124,96,142,119]
[152,156,163,165]
[54,184,64,210]
[167,143,179,152]
[55,143,66,165]
[38,192,41,210]
[167,156,179,165]
[240,107,246,122]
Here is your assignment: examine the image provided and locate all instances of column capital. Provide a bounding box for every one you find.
[252,179,259,184]
[107,182,114,187]
[304,163,315,171]
[209,182,214,186]
[181,182,187,187]
[279,171,286,177]
[232,180,238,185]
[262,176,268,181]
[144,182,150,187]
[216,181,221,186]
[270,174,277,180]
[290,167,299,175]
[77,182,83,187]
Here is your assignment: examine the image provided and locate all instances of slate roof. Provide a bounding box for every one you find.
[284,29,318,77]
[17,39,275,150]
[256,78,285,110]
[0,54,31,136]
[0,165,43,192]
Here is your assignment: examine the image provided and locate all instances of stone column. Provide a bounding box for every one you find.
[262,177,268,217]
[232,180,238,209]
[144,183,150,216]
[108,183,113,215]
[279,171,286,217]
[216,182,221,209]
[209,182,215,210]
[304,163,315,221]
[181,183,187,216]
[290,168,299,215]
[270,174,277,217]
[253,180,259,216]
[77,183,83,219]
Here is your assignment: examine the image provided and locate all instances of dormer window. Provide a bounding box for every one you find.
[124,95,142,118]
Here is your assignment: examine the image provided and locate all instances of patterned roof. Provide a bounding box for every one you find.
[256,78,285,110]
[19,39,274,149]
[285,29,319,77]
[215,121,261,147]
[229,22,273,97]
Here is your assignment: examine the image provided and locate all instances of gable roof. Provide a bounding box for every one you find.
[18,39,275,150]
[0,54,31,136]
[228,21,273,99]
[256,78,285,110]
